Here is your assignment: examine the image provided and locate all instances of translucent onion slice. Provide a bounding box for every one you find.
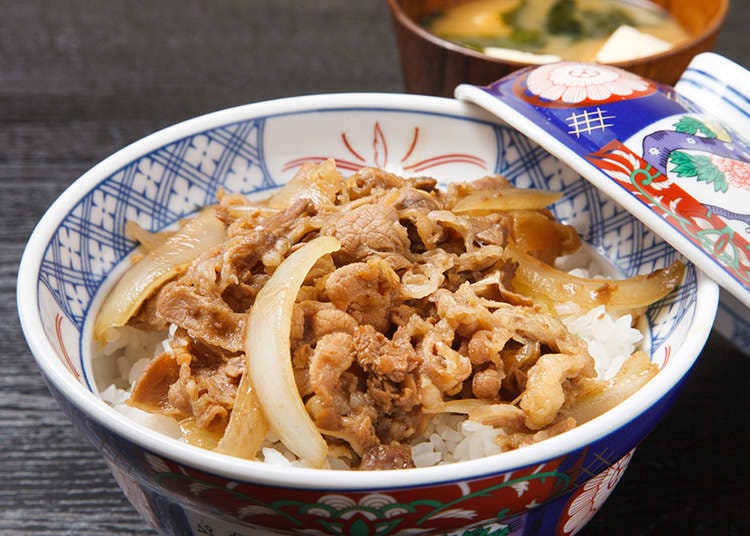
[245,235,340,468]
[215,372,268,460]
[266,158,345,210]
[453,188,562,215]
[467,403,527,428]
[125,220,174,253]
[94,208,226,342]
[422,398,489,415]
[181,417,224,451]
[561,350,658,425]
[502,244,685,313]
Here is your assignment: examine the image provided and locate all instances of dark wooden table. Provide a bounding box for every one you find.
[2,1,748,534]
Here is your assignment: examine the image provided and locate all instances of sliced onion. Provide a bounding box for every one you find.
[419,376,444,411]
[266,158,346,210]
[453,188,562,215]
[125,220,174,253]
[94,208,226,342]
[181,417,224,451]
[422,398,490,415]
[215,373,268,460]
[317,427,365,456]
[244,235,340,467]
[467,403,527,428]
[561,351,657,424]
[503,244,685,313]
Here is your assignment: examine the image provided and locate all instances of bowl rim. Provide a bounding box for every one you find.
[17,92,720,491]
[386,0,730,69]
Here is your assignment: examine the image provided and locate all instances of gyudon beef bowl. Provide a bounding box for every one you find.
[18,94,718,535]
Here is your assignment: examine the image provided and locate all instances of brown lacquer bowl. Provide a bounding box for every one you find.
[387,0,729,96]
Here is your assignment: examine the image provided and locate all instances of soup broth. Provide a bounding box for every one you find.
[425,0,690,62]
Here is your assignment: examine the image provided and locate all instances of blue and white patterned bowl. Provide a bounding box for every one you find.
[17,93,718,535]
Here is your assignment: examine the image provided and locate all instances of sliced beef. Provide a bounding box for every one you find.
[130,333,243,431]
[127,292,169,332]
[291,301,358,346]
[324,203,410,263]
[154,199,315,352]
[325,258,401,333]
[471,365,504,400]
[219,197,314,282]
[353,324,416,383]
[308,332,355,429]
[305,323,424,450]
[358,444,415,470]
[346,167,406,199]
[519,352,592,429]
[156,284,246,353]
[129,351,180,411]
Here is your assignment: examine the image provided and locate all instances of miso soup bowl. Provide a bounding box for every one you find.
[17,93,718,535]
[387,0,729,97]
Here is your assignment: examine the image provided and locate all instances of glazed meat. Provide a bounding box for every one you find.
[98,159,672,468]
[325,203,411,263]
[130,331,243,430]
[359,444,415,470]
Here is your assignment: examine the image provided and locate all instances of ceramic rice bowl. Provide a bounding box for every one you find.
[17,93,718,536]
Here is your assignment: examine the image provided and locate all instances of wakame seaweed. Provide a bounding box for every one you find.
[546,0,583,37]
[547,0,635,39]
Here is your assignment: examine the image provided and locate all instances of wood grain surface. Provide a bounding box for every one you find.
[2,1,748,534]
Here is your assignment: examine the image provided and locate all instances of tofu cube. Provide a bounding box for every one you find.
[484,47,562,65]
[596,25,672,63]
